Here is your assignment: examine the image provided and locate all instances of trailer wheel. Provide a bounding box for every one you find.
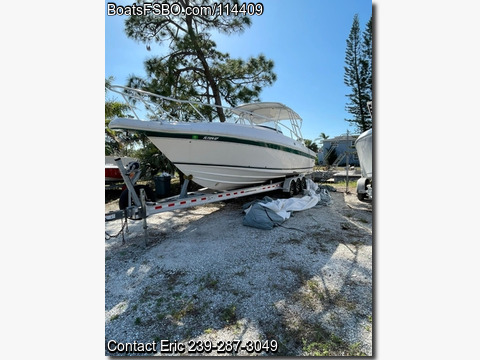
[119,185,155,210]
[289,180,297,197]
[296,178,303,194]
[357,192,367,201]
[301,177,307,190]
[356,179,370,201]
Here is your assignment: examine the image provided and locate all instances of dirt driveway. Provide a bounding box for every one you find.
[105,188,372,356]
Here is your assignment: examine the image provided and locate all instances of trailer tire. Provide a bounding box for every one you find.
[301,177,307,190]
[289,180,297,197]
[296,178,303,194]
[356,178,370,201]
[357,192,367,201]
[119,185,155,210]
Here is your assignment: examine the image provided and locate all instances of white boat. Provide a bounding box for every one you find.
[355,129,372,180]
[354,127,372,200]
[108,86,316,191]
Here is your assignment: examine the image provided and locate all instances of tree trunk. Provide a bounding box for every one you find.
[186,15,226,122]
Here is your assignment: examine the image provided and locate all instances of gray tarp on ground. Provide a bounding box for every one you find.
[242,179,333,230]
[242,197,287,230]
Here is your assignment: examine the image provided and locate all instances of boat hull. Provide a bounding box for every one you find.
[110,119,316,191]
[355,129,372,179]
[150,137,314,190]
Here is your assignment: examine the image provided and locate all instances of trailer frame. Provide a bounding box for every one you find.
[105,158,308,245]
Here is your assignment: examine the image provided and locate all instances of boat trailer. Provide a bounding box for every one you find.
[105,158,308,245]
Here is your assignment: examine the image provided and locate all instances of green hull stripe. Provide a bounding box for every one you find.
[175,161,312,171]
[141,130,316,160]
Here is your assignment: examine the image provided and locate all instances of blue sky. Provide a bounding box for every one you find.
[105,0,372,143]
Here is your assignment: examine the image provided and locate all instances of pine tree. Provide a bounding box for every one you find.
[362,16,373,103]
[344,14,372,133]
[123,0,276,122]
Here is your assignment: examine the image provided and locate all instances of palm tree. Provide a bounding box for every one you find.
[105,77,135,155]
[304,139,319,153]
[315,133,330,167]
[317,132,329,144]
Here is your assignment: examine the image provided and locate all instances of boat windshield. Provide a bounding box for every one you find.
[256,124,283,134]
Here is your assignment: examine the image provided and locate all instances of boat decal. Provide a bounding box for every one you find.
[202,136,219,141]
[140,130,317,160]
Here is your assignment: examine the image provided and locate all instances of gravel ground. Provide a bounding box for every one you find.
[105,188,373,356]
